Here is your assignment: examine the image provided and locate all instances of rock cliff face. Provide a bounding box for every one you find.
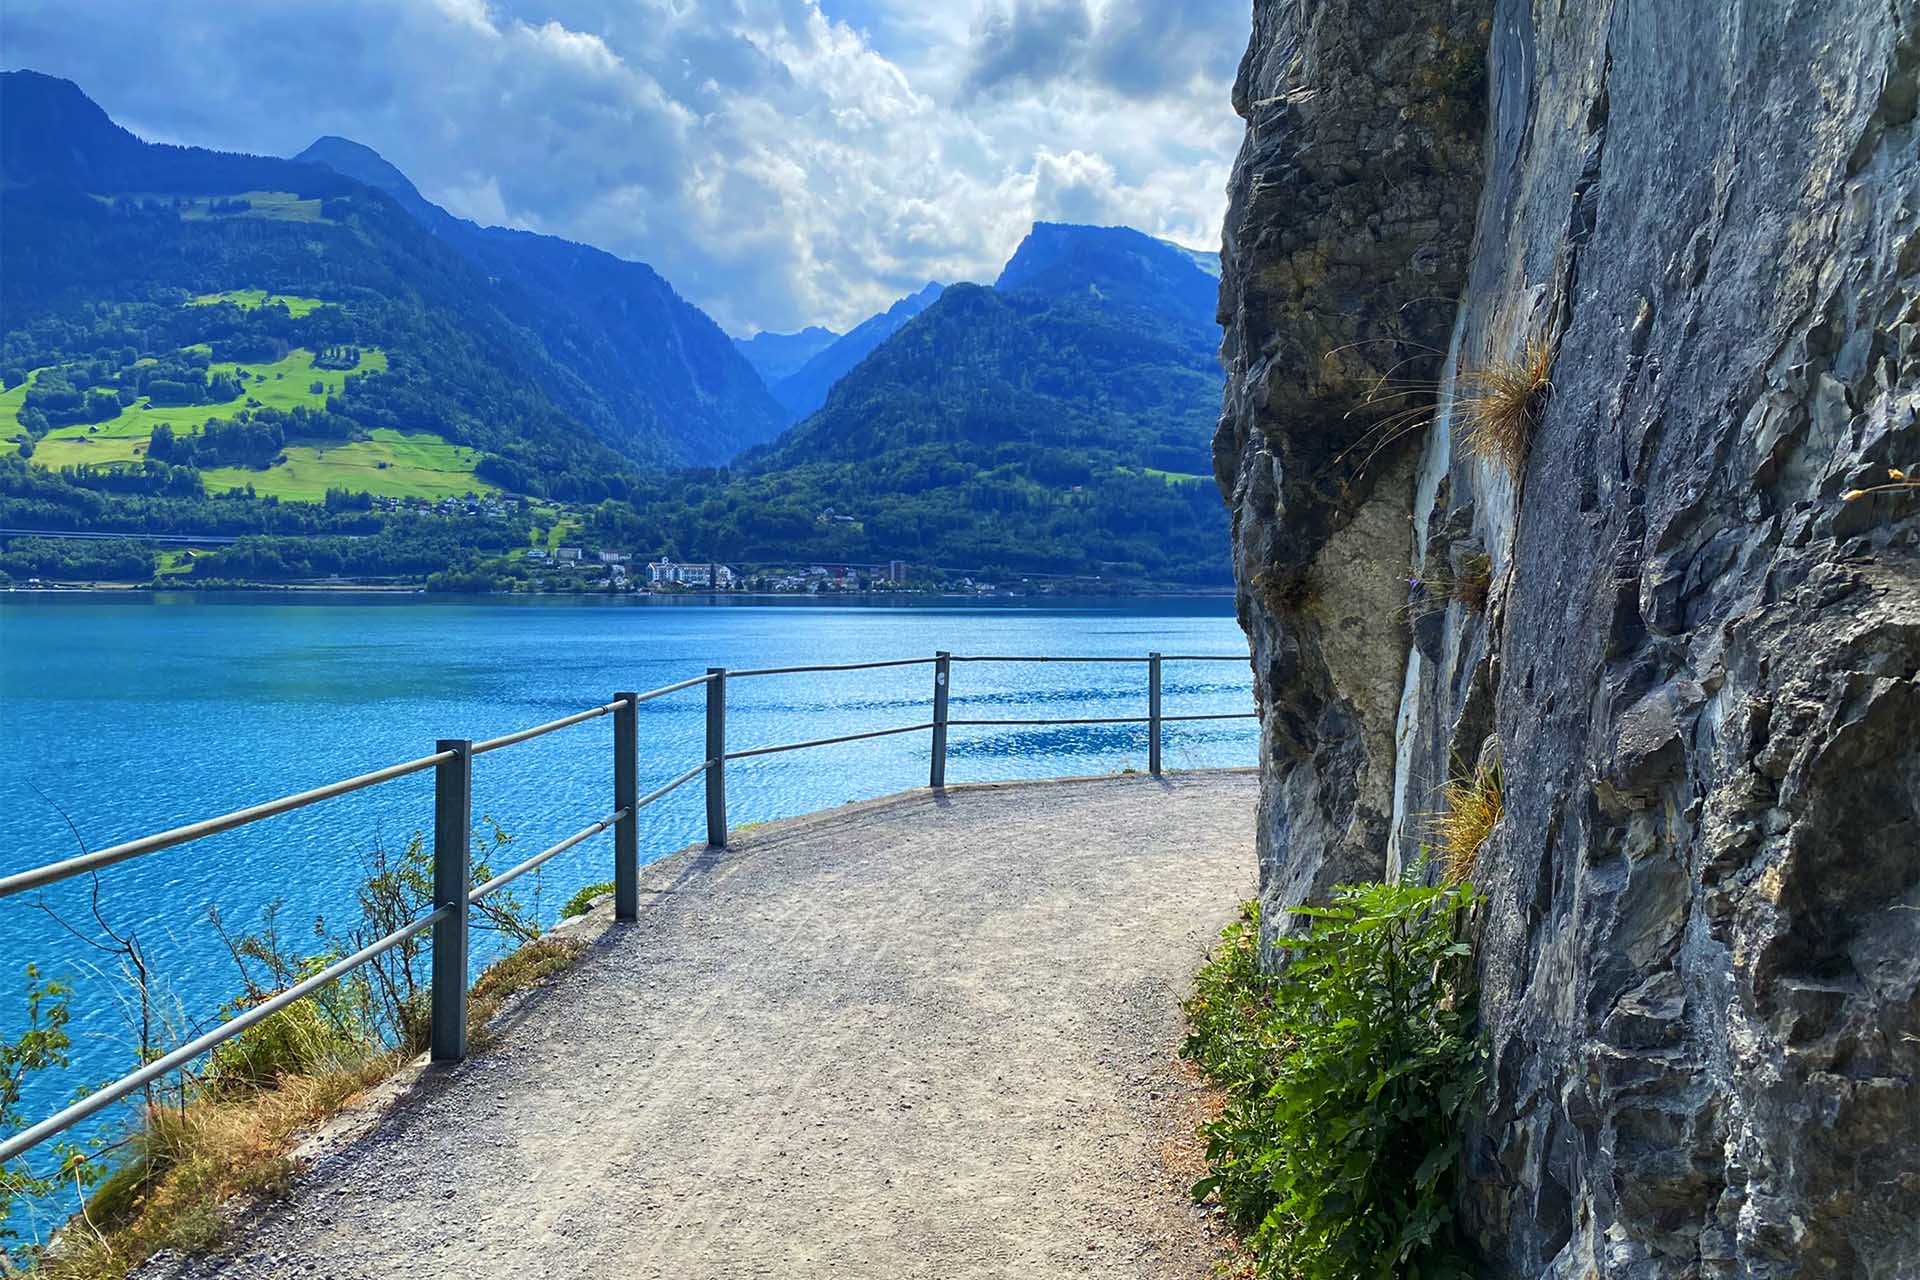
[1215,1,1920,1275]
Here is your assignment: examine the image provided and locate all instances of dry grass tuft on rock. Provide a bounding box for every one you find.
[1457,335,1555,475]
[1406,553,1494,621]
[1842,466,1918,502]
[1433,761,1502,885]
[1253,566,1317,617]
[1452,553,1493,611]
[1322,342,1452,481]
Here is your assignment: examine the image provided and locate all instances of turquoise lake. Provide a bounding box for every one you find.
[0,592,1254,1175]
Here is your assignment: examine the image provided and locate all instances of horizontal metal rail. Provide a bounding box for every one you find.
[0,750,457,901]
[0,903,453,1165]
[0,670,726,903]
[947,715,1148,727]
[724,722,935,761]
[730,656,939,678]
[949,654,1152,664]
[634,760,710,811]
[1153,655,1250,662]
[473,702,619,756]
[1163,712,1260,722]
[946,712,1257,728]
[950,654,1247,664]
[630,672,719,702]
[470,809,627,903]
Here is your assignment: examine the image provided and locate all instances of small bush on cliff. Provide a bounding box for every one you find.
[1253,567,1317,617]
[1182,881,1484,1280]
[1457,334,1555,475]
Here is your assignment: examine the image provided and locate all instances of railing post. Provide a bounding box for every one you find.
[613,692,639,922]
[430,738,472,1063]
[1148,653,1163,779]
[930,650,951,790]
[705,668,728,848]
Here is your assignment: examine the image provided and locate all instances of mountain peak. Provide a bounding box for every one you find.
[888,282,945,315]
[292,136,426,206]
[732,325,843,385]
[994,222,1219,332]
[1,69,144,185]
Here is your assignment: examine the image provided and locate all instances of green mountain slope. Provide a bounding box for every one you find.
[994,222,1220,331]
[0,71,656,500]
[291,136,790,466]
[614,225,1231,584]
[769,283,945,419]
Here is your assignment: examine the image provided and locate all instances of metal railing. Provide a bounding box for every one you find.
[0,650,1251,1165]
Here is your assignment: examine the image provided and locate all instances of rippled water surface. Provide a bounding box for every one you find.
[0,592,1254,1159]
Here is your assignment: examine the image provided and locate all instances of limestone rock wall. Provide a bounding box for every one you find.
[1215,0,1493,939]
[1215,0,1920,1275]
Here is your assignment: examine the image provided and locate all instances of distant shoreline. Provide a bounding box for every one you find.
[1,584,1239,602]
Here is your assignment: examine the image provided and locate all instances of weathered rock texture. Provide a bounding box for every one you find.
[1215,0,1920,1276]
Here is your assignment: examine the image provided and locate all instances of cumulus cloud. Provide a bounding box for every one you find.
[0,0,1244,334]
[960,0,1243,101]
[1028,149,1130,226]
[960,0,1092,99]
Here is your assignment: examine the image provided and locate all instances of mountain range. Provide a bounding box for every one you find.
[0,69,1231,583]
[289,136,787,465]
[0,70,784,476]
[732,326,839,385]
[622,224,1229,581]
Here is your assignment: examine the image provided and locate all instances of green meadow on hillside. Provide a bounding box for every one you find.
[0,368,44,454]
[30,348,390,470]
[14,344,494,502]
[202,428,493,502]
[189,289,328,317]
[92,190,328,224]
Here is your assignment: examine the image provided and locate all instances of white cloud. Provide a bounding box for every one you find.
[0,0,1244,334]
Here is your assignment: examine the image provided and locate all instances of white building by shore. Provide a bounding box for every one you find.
[647,559,735,589]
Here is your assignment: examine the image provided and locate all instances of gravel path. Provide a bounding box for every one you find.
[145,771,1256,1279]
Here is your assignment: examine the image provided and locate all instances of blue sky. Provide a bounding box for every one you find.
[1,0,1246,335]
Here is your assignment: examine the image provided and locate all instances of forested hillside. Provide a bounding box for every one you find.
[769,283,946,419]
[605,225,1231,583]
[0,70,642,502]
[292,136,789,465]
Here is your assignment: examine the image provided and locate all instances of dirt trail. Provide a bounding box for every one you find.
[145,772,1257,1279]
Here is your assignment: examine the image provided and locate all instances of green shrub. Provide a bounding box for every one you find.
[205,964,371,1091]
[561,880,615,919]
[1182,880,1484,1279]
[1181,902,1276,1093]
[3,965,75,1259]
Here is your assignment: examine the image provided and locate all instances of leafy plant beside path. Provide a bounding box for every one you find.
[1182,880,1484,1280]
